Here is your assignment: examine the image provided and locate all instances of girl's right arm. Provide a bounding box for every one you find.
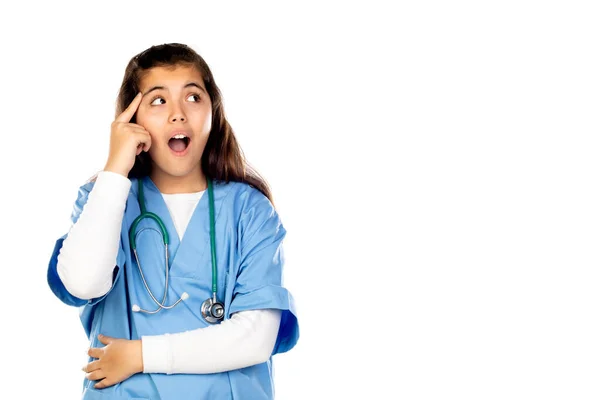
[56,171,131,299]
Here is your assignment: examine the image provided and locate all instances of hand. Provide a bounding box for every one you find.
[104,92,152,177]
[82,334,144,389]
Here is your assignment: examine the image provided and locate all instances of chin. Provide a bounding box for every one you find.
[166,167,196,177]
[161,163,201,176]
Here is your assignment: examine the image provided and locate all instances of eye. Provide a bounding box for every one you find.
[150,96,165,106]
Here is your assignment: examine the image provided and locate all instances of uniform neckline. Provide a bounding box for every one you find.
[161,190,205,198]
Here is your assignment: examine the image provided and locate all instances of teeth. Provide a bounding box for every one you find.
[172,134,187,139]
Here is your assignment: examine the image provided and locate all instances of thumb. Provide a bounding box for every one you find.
[98,334,113,345]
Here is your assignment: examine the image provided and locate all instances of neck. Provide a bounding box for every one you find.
[149,166,207,194]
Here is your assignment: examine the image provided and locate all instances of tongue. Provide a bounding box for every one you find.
[169,138,187,152]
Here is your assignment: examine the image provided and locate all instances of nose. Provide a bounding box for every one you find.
[169,103,186,122]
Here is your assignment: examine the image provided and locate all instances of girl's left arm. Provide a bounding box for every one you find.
[142,308,282,374]
[83,308,281,388]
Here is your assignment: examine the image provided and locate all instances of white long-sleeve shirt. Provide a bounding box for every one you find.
[56,171,281,374]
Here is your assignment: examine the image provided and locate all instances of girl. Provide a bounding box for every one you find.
[47,43,299,400]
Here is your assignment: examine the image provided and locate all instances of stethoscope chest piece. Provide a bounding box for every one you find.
[201,296,224,323]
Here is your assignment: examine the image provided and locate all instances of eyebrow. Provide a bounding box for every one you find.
[142,82,207,97]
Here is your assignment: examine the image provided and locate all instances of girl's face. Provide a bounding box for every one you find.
[135,64,212,180]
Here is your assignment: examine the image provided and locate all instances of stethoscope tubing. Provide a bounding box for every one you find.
[129,177,222,321]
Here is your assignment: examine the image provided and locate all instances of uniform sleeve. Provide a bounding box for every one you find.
[229,187,299,355]
[47,181,126,307]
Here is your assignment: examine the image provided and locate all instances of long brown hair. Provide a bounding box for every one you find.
[90,43,274,204]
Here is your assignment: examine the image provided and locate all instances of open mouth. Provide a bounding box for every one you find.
[168,135,191,153]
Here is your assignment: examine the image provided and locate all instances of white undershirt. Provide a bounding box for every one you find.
[161,191,204,241]
[56,171,281,374]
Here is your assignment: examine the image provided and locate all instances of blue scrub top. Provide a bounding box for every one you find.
[47,176,299,400]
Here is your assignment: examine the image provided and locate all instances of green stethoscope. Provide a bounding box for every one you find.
[128,177,224,324]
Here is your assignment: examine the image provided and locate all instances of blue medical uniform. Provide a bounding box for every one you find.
[47,176,299,400]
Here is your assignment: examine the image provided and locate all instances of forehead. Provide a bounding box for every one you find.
[139,65,205,90]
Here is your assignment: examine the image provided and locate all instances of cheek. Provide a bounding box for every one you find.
[136,106,161,125]
[203,117,212,133]
[201,110,212,132]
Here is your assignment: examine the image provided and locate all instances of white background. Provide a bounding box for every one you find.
[1,1,599,399]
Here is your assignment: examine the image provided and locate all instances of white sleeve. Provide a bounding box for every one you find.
[141,309,282,374]
[56,171,131,300]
